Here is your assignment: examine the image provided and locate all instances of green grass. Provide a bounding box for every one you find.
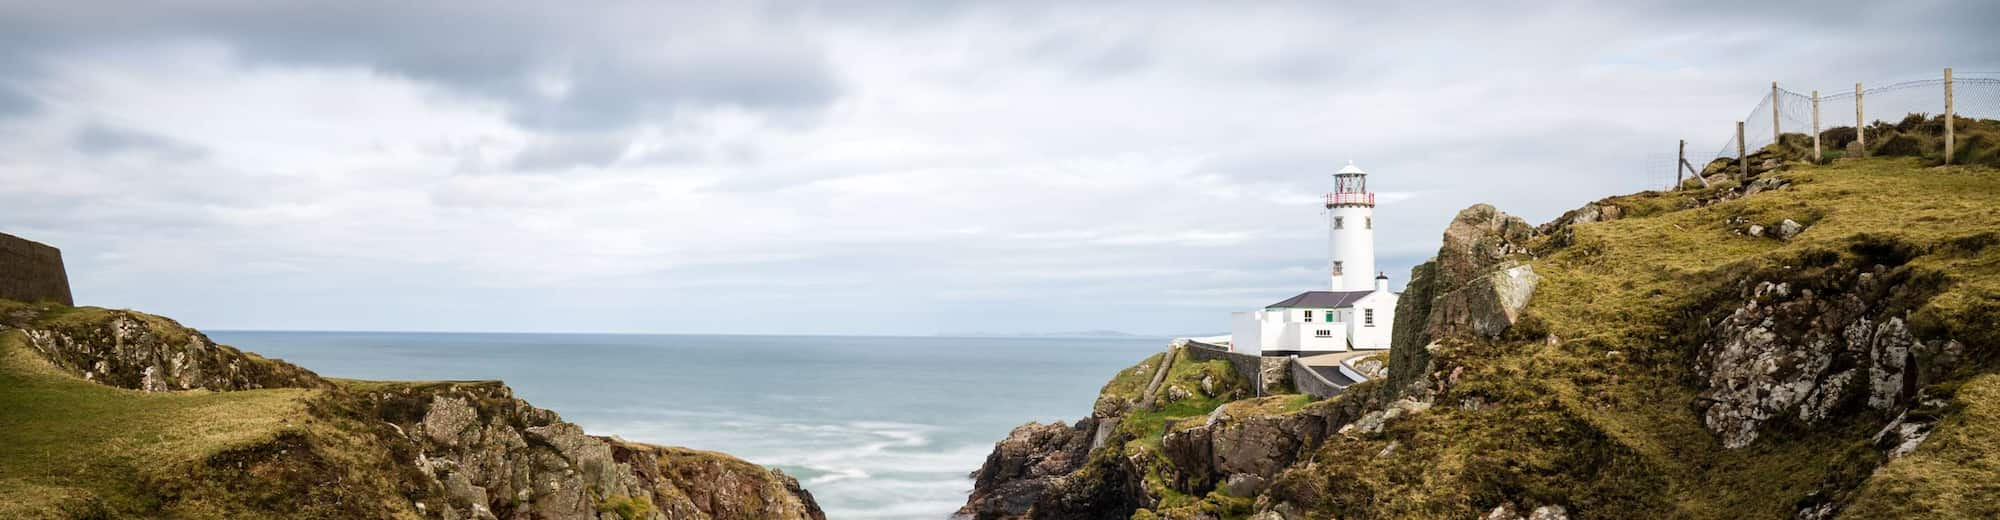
[1376,156,1997,516]
[0,329,316,517]
[1151,155,2000,518]
[1842,373,2000,517]
[1118,356,1245,453]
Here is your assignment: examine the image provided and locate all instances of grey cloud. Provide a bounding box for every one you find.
[0,84,36,118]
[73,123,208,160]
[1021,32,1155,78]
[0,2,842,132]
[508,133,632,172]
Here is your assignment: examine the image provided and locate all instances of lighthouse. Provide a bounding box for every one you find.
[1226,159,1399,356]
[1325,161,1376,291]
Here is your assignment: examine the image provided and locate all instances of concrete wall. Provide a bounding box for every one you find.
[0,232,72,305]
[1291,358,1347,398]
[1180,340,1266,396]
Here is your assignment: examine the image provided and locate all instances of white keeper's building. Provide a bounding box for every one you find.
[1230,161,1399,356]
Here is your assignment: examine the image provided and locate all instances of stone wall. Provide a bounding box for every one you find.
[1180,340,1265,396]
[0,232,72,305]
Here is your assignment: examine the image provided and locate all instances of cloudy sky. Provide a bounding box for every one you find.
[2,1,1993,335]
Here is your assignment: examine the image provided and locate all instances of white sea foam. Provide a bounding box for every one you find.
[579,411,1002,519]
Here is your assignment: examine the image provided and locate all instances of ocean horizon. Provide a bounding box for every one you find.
[205,329,1166,519]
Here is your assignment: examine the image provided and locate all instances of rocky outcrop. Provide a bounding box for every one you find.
[1159,401,1341,496]
[357,379,826,520]
[957,420,1098,519]
[2,305,327,391]
[1694,262,1960,448]
[1429,264,1539,339]
[1385,204,1538,397]
[0,303,822,520]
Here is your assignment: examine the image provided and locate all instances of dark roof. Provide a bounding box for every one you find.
[1265,290,1374,309]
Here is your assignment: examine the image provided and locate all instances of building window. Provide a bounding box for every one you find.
[1366,217,1373,229]
[1303,310,1313,322]
[1315,329,1332,338]
[1334,217,1344,229]
[1365,308,1376,327]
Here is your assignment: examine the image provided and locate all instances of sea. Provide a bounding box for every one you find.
[204,331,1165,519]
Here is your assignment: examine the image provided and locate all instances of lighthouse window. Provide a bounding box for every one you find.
[1366,217,1372,229]
[1333,261,1343,274]
[1334,217,1344,229]
[1365,308,1376,327]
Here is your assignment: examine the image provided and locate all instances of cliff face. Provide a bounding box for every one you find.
[961,152,2000,519]
[0,300,822,520]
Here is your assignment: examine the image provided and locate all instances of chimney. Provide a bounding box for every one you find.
[1374,272,1389,292]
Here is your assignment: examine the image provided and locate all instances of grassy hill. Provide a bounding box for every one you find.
[0,302,824,519]
[961,140,2000,519]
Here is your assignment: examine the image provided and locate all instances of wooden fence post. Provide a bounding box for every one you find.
[1677,139,1686,189]
[1737,121,1748,181]
[1945,67,1955,165]
[1812,90,1822,162]
[1856,82,1866,156]
[1771,81,1782,145]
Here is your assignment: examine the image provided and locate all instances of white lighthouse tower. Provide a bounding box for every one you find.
[1325,161,1376,291]
[1226,159,1398,356]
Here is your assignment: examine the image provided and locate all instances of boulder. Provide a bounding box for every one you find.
[1386,204,1537,397]
[958,420,1095,518]
[1223,473,1268,497]
[1775,219,1805,240]
[1430,264,1540,339]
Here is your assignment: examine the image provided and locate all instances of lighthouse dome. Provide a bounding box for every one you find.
[1336,161,1366,175]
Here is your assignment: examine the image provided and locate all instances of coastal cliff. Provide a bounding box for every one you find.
[0,303,823,519]
[961,136,2000,517]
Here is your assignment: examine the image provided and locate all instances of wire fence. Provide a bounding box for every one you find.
[1713,70,2000,160]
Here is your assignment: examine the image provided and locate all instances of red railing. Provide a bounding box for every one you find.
[1324,192,1375,207]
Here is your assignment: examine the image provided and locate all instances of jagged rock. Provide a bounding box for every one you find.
[1696,265,1957,448]
[1200,374,1217,396]
[1167,385,1193,402]
[1748,224,1766,237]
[1776,219,1805,240]
[1431,264,1540,339]
[1224,473,1268,497]
[7,309,328,392]
[1386,204,1537,397]
[1436,204,1536,288]
[1338,411,1386,438]
[1540,203,1624,235]
[1259,356,1294,394]
[421,396,480,447]
[958,420,1095,519]
[1745,176,1790,196]
[1530,505,1571,520]
[1486,503,1524,520]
